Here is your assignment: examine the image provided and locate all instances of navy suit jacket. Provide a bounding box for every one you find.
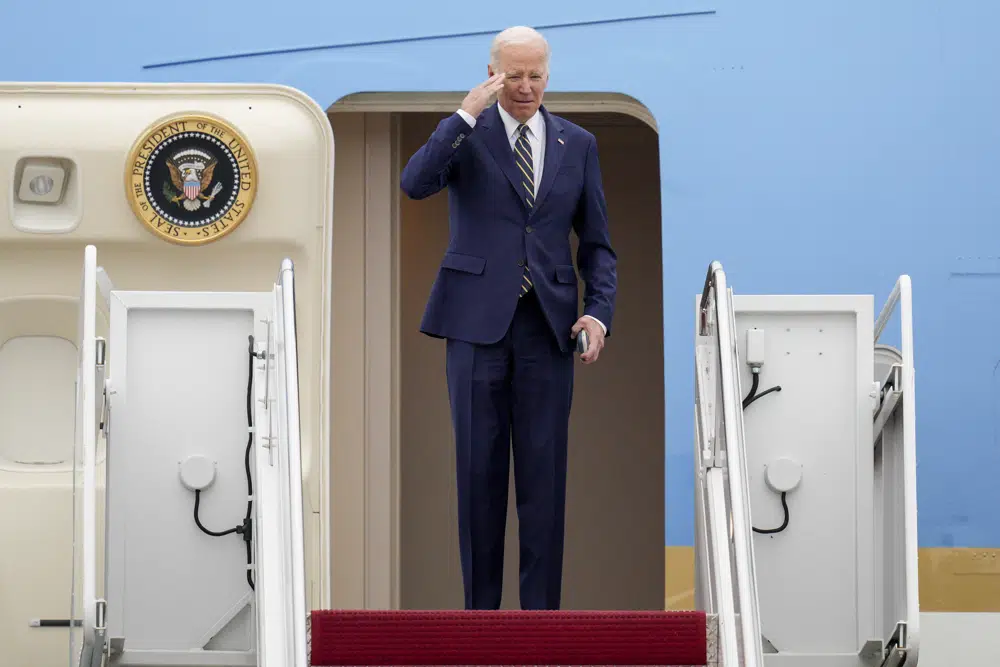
[400,103,617,353]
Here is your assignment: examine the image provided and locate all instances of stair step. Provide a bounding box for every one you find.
[309,609,711,666]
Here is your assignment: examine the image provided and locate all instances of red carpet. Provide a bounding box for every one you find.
[310,609,708,666]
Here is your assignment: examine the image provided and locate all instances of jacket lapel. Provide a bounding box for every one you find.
[479,105,527,210]
[530,106,566,218]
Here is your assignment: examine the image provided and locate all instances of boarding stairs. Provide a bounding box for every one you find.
[69,253,918,667]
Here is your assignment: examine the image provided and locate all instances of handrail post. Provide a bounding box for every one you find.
[874,275,920,664]
[698,261,765,667]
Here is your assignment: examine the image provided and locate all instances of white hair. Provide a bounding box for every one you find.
[490,26,550,69]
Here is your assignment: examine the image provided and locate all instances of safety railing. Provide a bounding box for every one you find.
[276,259,309,667]
[70,244,108,667]
[872,276,920,666]
[254,258,309,667]
[695,261,764,667]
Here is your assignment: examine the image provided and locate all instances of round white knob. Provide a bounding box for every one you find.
[765,457,802,493]
[179,455,216,491]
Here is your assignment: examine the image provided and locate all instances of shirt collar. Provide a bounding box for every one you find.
[497,103,542,140]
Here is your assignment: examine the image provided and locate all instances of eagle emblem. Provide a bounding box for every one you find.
[164,148,225,212]
[125,113,258,245]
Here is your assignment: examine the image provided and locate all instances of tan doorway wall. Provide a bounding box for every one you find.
[328,97,664,611]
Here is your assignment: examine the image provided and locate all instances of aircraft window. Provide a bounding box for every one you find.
[0,335,77,468]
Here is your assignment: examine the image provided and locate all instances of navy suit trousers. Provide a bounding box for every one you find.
[446,290,574,610]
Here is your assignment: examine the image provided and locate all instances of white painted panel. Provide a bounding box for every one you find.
[733,295,875,658]
[920,613,1000,666]
[106,290,270,663]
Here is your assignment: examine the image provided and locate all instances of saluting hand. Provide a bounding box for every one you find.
[460,73,506,119]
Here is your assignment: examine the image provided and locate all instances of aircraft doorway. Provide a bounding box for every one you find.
[327,94,664,611]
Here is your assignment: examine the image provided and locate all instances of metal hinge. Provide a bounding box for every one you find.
[107,636,124,660]
[877,622,908,667]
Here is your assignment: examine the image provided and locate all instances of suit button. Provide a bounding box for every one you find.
[517,259,525,267]
[525,226,533,233]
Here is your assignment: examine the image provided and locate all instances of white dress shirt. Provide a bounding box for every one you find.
[456,106,607,337]
[459,104,545,195]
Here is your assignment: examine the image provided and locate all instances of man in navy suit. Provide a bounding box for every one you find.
[400,25,617,610]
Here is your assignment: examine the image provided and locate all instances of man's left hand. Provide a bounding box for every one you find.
[571,316,605,364]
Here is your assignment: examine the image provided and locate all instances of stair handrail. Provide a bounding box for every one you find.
[277,259,309,667]
[873,275,920,665]
[699,261,765,667]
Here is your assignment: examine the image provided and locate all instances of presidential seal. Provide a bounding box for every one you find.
[125,113,258,245]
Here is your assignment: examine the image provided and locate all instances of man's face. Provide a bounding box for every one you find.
[488,42,549,122]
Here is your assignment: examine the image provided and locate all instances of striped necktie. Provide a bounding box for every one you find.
[514,123,534,297]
